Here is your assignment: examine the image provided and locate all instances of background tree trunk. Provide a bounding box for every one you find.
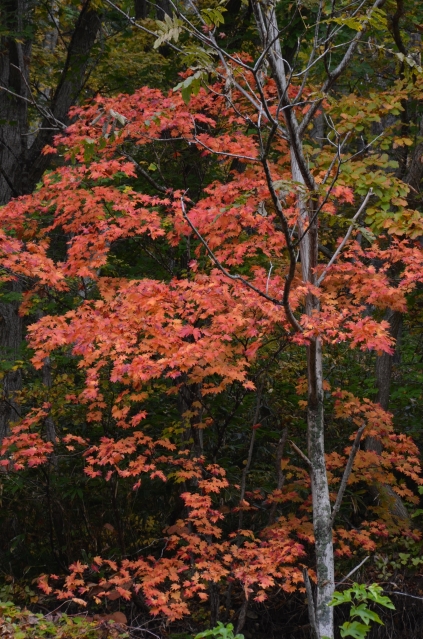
[0,280,23,441]
[0,0,32,203]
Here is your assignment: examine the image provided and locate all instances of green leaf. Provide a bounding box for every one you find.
[340,620,370,639]
[201,7,226,27]
[173,70,205,104]
[328,590,352,606]
[154,14,183,48]
[366,585,391,605]
[194,623,244,639]
[358,227,376,244]
[350,603,383,625]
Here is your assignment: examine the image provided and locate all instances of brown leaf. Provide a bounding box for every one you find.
[110,611,127,624]
[101,611,127,624]
[166,523,189,534]
[103,523,116,533]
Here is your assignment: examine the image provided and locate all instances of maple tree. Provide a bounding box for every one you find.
[2,1,423,639]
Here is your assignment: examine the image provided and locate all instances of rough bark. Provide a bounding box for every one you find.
[0,3,32,441]
[403,115,423,208]
[0,0,32,204]
[0,280,23,441]
[1,0,102,200]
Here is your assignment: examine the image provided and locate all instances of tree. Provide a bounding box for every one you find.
[1,1,423,639]
[0,0,103,442]
[0,0,178,441]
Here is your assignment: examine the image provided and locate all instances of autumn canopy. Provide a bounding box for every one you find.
[1,1,423,638]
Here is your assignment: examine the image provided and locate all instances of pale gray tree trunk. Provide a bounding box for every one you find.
[251,1,335,635]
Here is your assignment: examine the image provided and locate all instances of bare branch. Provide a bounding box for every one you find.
[331,424,366,526]
[261,157,302,332]
[192,134,257,163]
[253,1,315,191]
[102,0,181,51]
[336,556,370,586]
[268,426,288,524]
[180,197,300,318]
[303,568,320,639]
[121,152,167,193]
[238,387,262,529]
[299,0,387,136]
[383,590,423,602]
[289,440,312,468]
[293,131,351,250]
[317,189,373,286]
[0,82,66,130]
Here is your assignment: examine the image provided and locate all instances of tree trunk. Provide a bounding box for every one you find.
[156,0,172,20]
[0,0,32,203]
[0,279,23,441]
[375,309,402,412]
[0,2,30,441]
[134,0,149,20]
[306,336,334,638]
[250,1,335,634]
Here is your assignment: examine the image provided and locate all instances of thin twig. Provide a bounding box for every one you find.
[238,387,262,530]
[384,590,423,601]
[260,157,302,332]
[289,440,312,468]
[317,190,373,286]
[266,262,273,294]
[298,0,387,135]
[121,152,167,193]
[331,424,366,525]
[336,556,370,586]
[102,0,181,51]
[180,196,294,311]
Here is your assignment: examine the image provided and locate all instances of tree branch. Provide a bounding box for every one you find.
[317,189,373,286]
[299,0,387,136]
[180,196,302,330]
[336,555,370,586]
[331,423,366,526]
[303,567,320,639]
[121,152,168,193]
[260,157,302,332]
[268,426,288,524]
[25,0,103,192]
[289,440,312,468]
